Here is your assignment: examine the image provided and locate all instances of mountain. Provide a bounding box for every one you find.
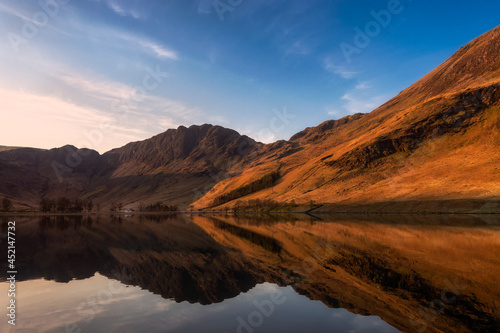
[1,26,499,212]
[0,125,258,210]
[90,124,259,209]
[107,124,259,175]
[0,146,105,210]
[193,25,500,213]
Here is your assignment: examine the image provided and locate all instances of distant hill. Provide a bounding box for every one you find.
[0,145,25,152]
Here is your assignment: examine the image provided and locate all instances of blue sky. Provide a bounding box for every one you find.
[0,0,499,153]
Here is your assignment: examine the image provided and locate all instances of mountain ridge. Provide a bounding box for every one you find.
[1,26,499,212]
[0,124,260,210]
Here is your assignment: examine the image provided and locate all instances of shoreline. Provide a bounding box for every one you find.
[1,199,499,216]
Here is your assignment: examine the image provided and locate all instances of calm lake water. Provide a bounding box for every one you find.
[0,214,499,332]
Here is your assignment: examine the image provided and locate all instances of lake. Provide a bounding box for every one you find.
[0,214,499,332]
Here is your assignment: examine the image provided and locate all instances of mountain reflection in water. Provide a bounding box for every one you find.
[0,214,498,333]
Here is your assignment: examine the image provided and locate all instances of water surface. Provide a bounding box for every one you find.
[0,214,498,332]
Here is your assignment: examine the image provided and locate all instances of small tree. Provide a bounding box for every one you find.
[72,199,84,212]
[233,201,241,214]
[40,198,53,212]
[2,198,13,212]
[57,197,71,212]
[86,200,94,213]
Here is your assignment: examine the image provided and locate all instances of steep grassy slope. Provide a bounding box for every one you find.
[194,26,500,211]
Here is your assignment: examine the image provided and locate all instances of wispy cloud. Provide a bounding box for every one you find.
[103,0,143,19]
[355,82,370,90]
[141,41,178,60]
[324,106,341,117]
[9,3,178,62]
[107,31,179,61]
[341,84,387,114]
[63,17,179,61]
[0,3,33,22]
[0,86,204,153]
[55,69,201,123]
[284,39,313,56]
[58,73,136,101]
[0,62,204,152]
[324,58,358,79]
[324,81,387,118]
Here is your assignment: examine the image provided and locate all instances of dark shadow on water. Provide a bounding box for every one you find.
[212,218,283,253]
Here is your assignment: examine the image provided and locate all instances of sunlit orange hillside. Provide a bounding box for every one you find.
[193,25,500,212]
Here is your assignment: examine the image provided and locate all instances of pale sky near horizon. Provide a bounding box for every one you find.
[0,0,499,153]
